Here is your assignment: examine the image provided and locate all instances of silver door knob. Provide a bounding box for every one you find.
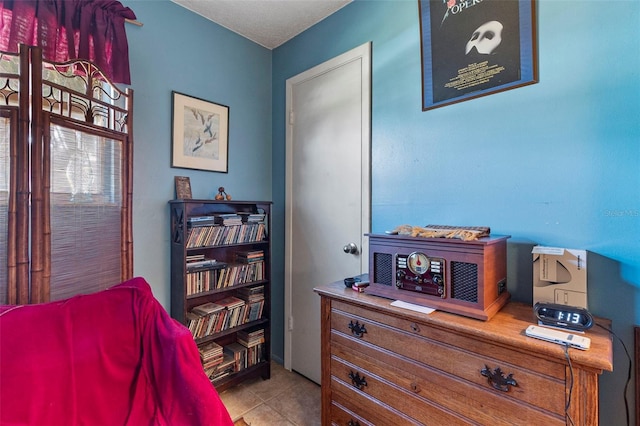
[343,243,358,254]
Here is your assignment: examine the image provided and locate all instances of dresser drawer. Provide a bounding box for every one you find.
[332,362,470,426]
[330,392,390,426]
[330,399,373,426]
[332,300,565,377]
[331,333,565,425]
[331,301,566,416]
[331,377,418,425]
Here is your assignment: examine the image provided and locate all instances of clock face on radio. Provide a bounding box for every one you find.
[407,252,430,275]
[534,302,594,332]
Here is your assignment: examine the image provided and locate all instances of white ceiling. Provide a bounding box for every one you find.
[171,0,352,50]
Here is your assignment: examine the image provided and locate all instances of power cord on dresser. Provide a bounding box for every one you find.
[595,322,632,426]
[562,343,576,426]
[562,323,631,426]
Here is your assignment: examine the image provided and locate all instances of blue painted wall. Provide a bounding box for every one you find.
[273,0,639,424]
[124,0,272,309]
[123,0,638,423]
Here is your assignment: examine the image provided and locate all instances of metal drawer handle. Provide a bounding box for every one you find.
[410,322,420,333]
[480,365,517,392]
[347,421,361,426]
[410,381,420,393]
[348,371,368,390]
[348,320,367,338]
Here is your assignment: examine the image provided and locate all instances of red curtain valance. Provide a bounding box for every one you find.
[0,0,136,84]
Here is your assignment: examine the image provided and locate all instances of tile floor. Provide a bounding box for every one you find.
[218,361,321,426]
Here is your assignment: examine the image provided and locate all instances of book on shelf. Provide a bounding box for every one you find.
[237,286,265,322]
[189,302,224,337]
[186,268,228,295]
[217,296,246,330]
[227,337,265,369]
[198,224,248,247]
[203,358,224,371]
[186,258,226,271]
[213,213,242,226]
[237,328,265,347]
[185,222,267,248]
[216,261,264,289]
[186,292,264,339]
[237,284,264,299]
[235,250,264,263]
[192,302,224,316]
[188,298,250,338]
[246,343,265,367]
[186,296,249,339]
[216,296,245,309]
[199,341,223,358]
[237,212,266,223]
[223,342,248,372]
[199,341,224,370]
[208,353,236,381]
[245,300,264,322]
[206,343,265,382]
[188,311,220,338]
[187,216,217,226]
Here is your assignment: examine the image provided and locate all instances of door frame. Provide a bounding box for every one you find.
[283,42,372,371]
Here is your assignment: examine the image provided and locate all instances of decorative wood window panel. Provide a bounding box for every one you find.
[0,45,133,305]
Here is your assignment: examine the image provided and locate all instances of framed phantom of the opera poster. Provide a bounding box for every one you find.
[418,0,538,111]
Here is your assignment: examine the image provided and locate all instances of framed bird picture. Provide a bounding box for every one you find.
[171,91,229,173]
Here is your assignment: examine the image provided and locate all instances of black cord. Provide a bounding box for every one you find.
[563,343,576,426]
[596,322,632,426]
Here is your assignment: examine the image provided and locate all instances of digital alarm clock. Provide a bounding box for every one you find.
[533,302,594,332]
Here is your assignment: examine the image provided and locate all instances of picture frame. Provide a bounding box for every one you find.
[172,91,229,173]
[174,176,192,199]
[418,0,538,111]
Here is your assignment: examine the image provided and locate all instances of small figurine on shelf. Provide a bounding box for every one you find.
[215,186,232,200]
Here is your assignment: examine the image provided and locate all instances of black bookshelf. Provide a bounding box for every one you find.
[169,200,272,392]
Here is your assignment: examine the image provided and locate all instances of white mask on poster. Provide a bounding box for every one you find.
[465,21,503,55]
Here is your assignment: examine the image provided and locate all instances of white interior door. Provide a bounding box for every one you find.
[285,42,371,384]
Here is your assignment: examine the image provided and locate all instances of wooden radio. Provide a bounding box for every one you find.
[367,231,510,320]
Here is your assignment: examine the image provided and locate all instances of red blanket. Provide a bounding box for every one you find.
[0,277,233,425]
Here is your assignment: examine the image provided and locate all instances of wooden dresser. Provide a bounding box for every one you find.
[315,281,613,425]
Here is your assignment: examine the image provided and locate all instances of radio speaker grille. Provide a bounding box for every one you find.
[374,253,393,286]
[451,261,478,302]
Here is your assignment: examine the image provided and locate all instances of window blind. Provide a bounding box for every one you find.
[49,124,124,301]
[0,45,133,304]
[0,115,10,304]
